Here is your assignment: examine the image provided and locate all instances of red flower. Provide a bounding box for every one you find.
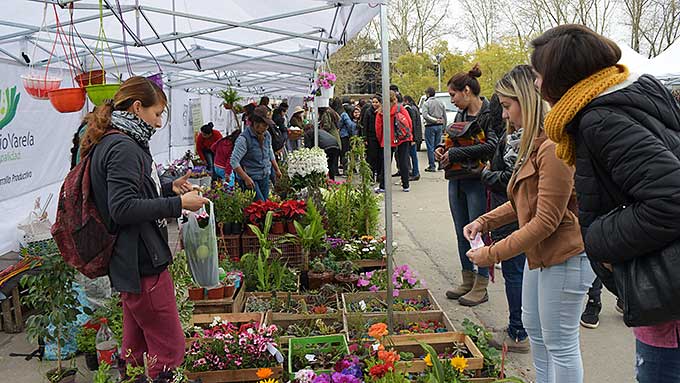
[279,200,307,219]
[244,200,267,224]
[369,362,394,378]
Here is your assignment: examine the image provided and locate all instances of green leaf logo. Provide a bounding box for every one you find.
[0,86,20,130]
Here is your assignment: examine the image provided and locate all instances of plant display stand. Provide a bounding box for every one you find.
[185,365,283,383]
[344,310,455,341]
[288,334,349,380]
[218,234,241,260]
[352,257,387,271]
[342,289,442,313]
[241,234,303,267]
[192,285,245,315]
[267,311,346,346]
[389,332,484,373]
[186,312,266,347]
[246,292,340,321]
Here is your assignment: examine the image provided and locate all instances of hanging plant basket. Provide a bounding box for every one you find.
[75,70,106,88]
[317,96,330,108]
[21,74,62,100]
[48,87,86,113]
[147,73,163,90]
[320,85,334,99]
[86,83,120,106]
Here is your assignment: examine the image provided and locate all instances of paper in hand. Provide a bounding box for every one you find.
[469,233,484,250]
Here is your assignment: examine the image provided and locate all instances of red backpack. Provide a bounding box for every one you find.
[51,131,121,279]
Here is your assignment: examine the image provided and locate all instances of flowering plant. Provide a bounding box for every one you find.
[287,147,328,190]
[337,236,384,261]
[280,200,307,220]
[420,343,470,383]
[244,200,282,225]
[295,356,363,383]
[184,318,281,372]
[316,72,337,89]
[196,211,210,229]
[357,264,424,296]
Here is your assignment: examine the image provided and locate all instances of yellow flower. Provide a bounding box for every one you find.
[256,368,274,379]
[424,353,433,367]
[258,379,279,383]
[450,355,468,373]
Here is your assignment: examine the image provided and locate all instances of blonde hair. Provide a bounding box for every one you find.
[389,90,398,105]
[495,65,550,178]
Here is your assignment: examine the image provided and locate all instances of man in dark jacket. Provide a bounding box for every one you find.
[478,95,528,353]
[361,95,382,180]
[404,95,422,181]
[304,123,341,180]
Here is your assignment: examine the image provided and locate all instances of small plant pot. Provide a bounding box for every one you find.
[335,273,359,288]
[188,287,204,301]
[147,73,163,90]
[85,351,99,371]
[286,221,297,234]
[231,222,243,234]
[271,221,285,234]
[244,224,256,236]
[207,284,225,300]
[48,87,86,113]
[308,271,335,290]
[86,83,121,106]
[21,74,62,100]
[75,70,106,87]
[223,283,235,299]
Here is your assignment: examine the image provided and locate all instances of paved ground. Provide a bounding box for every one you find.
[0,151,635,382]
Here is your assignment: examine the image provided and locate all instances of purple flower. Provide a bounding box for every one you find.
[312,374,331,383]
[331,372,361,383]
[369,285,379,292]
[393,288,400,297]
[357,278,370,287]
[341,365,363,379]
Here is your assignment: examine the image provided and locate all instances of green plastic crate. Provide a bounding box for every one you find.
[288,334,349,379]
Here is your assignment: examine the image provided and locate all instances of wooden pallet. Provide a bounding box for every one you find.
[192,285,245,314]
[0,287,23,333]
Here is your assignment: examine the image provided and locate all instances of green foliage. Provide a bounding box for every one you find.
[462,318,501,378]
[471,37,531,98]
[92,362,114,383]
[348,137,380,236]
[94,295,123,344]
[211,185,255,224]
[21,253,85,372]
[168,249,195,331]
[75,327,97,354]
[392,52,438,99]
[218,87,242,105]
[294,200,327,253]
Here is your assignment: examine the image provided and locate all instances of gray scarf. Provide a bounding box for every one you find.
[110,111,155,148]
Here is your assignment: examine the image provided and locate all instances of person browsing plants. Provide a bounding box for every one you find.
[82,76,209,378]
[230,105,282,201]
[464,66,594,383]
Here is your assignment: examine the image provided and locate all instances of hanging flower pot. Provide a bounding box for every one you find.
[74,70,106,88]
[21,74,62,100]
[317,96,330,108]
[320,85,335,99]
[146,73,163,90]
[86,84,120,106]
[48,88,86,113]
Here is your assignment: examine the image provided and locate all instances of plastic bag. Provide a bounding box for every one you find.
[182,201,219,288]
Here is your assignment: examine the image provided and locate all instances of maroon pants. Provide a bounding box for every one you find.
[120,270,184,378]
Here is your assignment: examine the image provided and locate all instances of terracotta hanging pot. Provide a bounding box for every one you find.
[48,88,86,113]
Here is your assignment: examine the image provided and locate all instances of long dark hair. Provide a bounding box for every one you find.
[447,64,483,96]
[80,76,166,157]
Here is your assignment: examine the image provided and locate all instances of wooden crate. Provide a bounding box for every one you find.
[352,258,386,271]
[185,365,283,383]
[217,233,241,261]
[390,332,485,373]
[0,287,23,333]
[342,289,442,313]
[245,292,340,321]
[192,284,245,315]
[344,310,455,341]
[187,312,266,347]
[268,311,347,345]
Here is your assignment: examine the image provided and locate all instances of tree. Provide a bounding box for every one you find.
[329,36,377,96]
[623,0,652,53]
[622,0,680,57]
[459,0,503,49]
[470,37,531,98]
[391,52,438,99]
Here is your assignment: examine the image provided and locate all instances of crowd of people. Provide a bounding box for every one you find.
[66,23,680,383]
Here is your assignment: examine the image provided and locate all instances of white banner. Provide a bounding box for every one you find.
[0,63,81,255]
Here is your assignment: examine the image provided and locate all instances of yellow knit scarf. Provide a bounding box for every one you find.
[544,64,629,166]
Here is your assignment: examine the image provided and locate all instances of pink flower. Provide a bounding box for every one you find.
[357,278,370,287]
[393,289,400,297]
[369,285,379,292]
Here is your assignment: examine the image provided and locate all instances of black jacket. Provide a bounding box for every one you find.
[567,75,680,272]
[405,103,423,142]
[479,96,518,241]
[304,129,340,151]
[361,105,378,141]
[90,133,182,293]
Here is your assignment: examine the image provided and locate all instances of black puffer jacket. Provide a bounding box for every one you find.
[567,75,680,273]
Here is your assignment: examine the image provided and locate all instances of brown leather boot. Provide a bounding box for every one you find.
[459,274,489,306]
[446,270,475,300]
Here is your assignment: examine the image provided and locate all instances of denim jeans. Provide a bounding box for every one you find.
[587,277,603,302]
[238,177,270,201]
[502,254,527,340]
[424,125,443,168]
[448,178,488,277]
[636,339,680,383]
[522,253,595,383]
[214,167,235,187]
[409,143,420,177]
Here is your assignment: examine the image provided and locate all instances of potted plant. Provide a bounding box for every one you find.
[223,273,239,299]
[270,202,286,235]
[188,284,204,301]
[294,200,327,272]
[315,71,336,99]
[308,259,334,290]
[76,326,99,371]
[21,253,84,383]
[207,283,225,300]
[280,200,307,234]
[218,87,243,110]
[334,261,359,287]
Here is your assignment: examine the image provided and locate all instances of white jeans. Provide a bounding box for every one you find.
[522,253,595,383]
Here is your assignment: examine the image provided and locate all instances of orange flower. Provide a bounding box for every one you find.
[368,323,389,339]
[378,350,400,364]
[256,368,273,379]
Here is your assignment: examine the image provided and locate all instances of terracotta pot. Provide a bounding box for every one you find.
[308,271,334,290]
[85,352,99,371]
[335,273,359,288]
[223,284,235,299]
[188,287,204,301]
[286,221,297,234]
[207,284,225,300]
[223,102,233,109]
[74,70,106,87]
[48,87,86,113]
[244,224,256,236]
[271,221,285,234]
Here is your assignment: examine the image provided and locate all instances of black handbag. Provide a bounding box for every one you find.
[588,155,680,327]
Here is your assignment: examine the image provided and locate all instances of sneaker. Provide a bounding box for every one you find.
[409,175,420,181]
[391,172,400,177]
[488,330,530,354]
[424,167,436,172]
[402,187,410,192]
[580,299,602,329]
[615,298,624,315]
[374,187,385,193]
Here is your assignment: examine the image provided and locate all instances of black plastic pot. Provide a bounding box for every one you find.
[230,222,242,234]
[85,352,99,371]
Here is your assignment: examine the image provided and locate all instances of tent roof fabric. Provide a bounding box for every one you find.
[0,0,379,96]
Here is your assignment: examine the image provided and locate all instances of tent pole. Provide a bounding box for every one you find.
[168,81,173,163]
[379,1,394,334]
